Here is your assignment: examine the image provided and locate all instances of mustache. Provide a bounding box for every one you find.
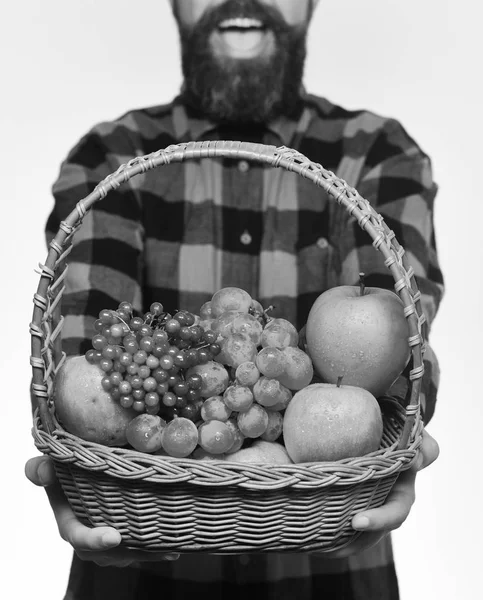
[178,0,292,36]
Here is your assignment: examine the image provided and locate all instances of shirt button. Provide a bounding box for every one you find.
[317,237,329,250]
[238,160,250,173]
[240,230,252,245]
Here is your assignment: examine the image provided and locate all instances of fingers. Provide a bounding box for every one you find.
[416,429,440,472]
[25,456,56,487]
[44,480,122,551]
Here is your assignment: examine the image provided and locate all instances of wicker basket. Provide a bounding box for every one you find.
[31,140,425,554]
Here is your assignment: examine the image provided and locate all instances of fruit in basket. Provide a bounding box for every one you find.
[186,361,230,397]
[198,420,235,454]
[161,417,199,458]
[54,355,136,446]
[226,440,293,464]
[126,414,166,453]
[260,318,299,348]
[276,346,314,390]
[305,275,410,397]
[282,380,383,463]
[211,287,252,317]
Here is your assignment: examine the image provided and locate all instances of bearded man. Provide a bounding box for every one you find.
[25,1,442,598]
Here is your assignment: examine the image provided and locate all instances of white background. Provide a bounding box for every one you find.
[2,1,482,598]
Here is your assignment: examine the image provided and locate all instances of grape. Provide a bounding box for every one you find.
[133,350,148,365]
[180,399,203,422]
[261,318,299,348]
[198,420,235,454]
[92,334,108,350]
[130,317,144,331]
[101,376,113,391]
[252,377,285,407]
[237,404,269,438]
[99,358,114,372]
[85,349,98,364]
[162,392,177,407]
[211,311,243,338]
[250,299,264,316]
[101,345,117,360]
[187,374,202,390]
[110,371,123,386]
[150,302,164,316]
[200,396,232,422]
[224,418,245,454]
[139,324,153,338]
[133,400,146,412]
[160,355,174,370]
[118,380,132,395]
[216,334,258,368]
[139,337,155,353]
[186,361,230,397]
[211,287,252,317]
[277,346,314,390]
[230,313,263,345]
[161,417,199,458]
[255,347,286,378]
[235,361,260,387]
[174,381,189,396]
[260,411,283,442]
[133,389,146,401]
[110,323,124,339]
[165,319,181,335]
[120,395,134,409]
[175,396,188,409]
[223,385,254,412]
[199,301,214,320]
[138,365,151,379]
[126,414,166,453]
[142,377,157,392]
[119,352,133,367]
[145,392,160,407]
[266,384,292,412]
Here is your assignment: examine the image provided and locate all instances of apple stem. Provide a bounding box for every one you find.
[337,376,343,388]
[359,272,366,296]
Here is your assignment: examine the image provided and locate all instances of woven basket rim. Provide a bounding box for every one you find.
[33,397,423,491]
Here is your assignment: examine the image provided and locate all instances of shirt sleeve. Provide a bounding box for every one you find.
[338,118,444,424]
[46,125,145,358]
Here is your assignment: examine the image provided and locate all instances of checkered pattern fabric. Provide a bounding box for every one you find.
[47,93,444,600]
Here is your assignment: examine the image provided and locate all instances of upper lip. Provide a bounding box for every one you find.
[218,17,265,30]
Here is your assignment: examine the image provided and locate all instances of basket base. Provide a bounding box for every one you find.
[55,462,398,554]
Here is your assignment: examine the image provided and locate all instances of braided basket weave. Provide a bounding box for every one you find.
[31,141,425,554]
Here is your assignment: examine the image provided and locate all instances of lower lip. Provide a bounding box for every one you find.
[211,29,274,59]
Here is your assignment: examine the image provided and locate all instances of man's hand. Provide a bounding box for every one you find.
[330,429,440,557]
[25,456,180,567]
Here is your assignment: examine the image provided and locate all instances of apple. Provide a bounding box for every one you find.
[305,276,410,397]
[282,381,383,463]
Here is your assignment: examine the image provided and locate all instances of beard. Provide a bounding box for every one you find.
[175,0,308,124]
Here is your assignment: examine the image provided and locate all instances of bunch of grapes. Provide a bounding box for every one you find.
[85,301,221,422]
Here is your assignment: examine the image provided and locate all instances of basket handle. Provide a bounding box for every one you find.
[30,140,425,448]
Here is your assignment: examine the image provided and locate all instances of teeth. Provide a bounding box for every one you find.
[218,17,264,30]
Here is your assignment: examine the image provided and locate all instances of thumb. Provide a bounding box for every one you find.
[25,456,57,487]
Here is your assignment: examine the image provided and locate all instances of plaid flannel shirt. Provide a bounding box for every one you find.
[47,93,444,600]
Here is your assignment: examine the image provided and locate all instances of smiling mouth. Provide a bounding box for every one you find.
[217,17,266,33]
[213,17,273,58]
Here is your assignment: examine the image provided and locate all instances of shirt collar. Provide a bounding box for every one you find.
[172,89,310,147]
